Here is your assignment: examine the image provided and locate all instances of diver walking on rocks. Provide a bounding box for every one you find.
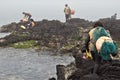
[81,21,118,76]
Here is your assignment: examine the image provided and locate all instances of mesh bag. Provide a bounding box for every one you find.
[100,41,118,60]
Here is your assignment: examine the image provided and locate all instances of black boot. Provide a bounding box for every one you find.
[93,63,99,77]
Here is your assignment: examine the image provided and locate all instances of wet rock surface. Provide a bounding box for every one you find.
[56,53,120,80]
[0,18,92,53]
[0,18,120,51]
[1,18,120,40]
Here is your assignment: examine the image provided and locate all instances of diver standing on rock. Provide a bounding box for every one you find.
[64,4,71,22]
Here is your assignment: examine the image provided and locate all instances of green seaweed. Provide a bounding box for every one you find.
[10,40,37,48]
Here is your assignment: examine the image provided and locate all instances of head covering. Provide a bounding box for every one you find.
[65,4,68,7]
[94,21,104,28]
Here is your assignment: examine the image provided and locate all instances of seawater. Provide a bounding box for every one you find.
[0,33,74,80]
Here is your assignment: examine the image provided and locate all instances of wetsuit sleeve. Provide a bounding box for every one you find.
[81,34,90,53]
[85,34,90,51]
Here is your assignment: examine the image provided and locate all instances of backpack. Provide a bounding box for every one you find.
[88,27,110,52]
[96,36,118,60]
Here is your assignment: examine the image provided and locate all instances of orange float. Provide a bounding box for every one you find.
[71,9,75,15]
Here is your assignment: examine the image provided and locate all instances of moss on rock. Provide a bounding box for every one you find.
[10,40,37,48]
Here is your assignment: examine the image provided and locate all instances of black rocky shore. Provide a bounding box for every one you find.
[0,17,120,80]
[0,18,120,50]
